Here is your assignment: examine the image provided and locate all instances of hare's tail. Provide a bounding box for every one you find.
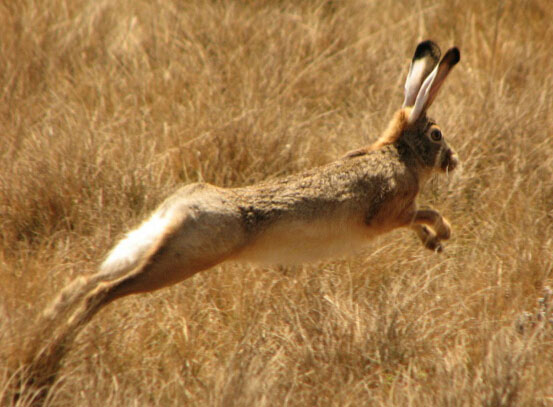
[15,210,173,406]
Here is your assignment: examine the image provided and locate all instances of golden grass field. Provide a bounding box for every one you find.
[1,0,553,405]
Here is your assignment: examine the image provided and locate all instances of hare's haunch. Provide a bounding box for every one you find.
[22,40,460,401]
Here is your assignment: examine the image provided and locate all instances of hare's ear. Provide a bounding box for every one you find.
[409,47,460,124]
[403,40,441,108]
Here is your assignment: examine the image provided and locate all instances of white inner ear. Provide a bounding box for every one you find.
[408,64,439,123]
[403,58,430,108]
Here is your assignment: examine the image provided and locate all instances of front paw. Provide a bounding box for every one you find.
[420,226,444,253]
[425,237,444,253]
[436,217,451,241]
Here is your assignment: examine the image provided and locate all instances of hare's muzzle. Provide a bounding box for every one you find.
[442,149,458,172]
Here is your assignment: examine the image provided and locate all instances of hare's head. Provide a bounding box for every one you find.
[402,110,459,173]
[376,41,460,174]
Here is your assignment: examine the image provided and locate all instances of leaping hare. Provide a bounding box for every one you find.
[21,40,460,399]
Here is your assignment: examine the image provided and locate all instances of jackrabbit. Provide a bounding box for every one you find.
[21,40,460,400]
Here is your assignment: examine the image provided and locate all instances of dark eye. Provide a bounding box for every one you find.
[430,129,442,142]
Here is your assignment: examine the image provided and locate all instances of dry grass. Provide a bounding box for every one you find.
[1,0,553,405]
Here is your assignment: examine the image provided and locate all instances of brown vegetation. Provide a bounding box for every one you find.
[1,0,552,405]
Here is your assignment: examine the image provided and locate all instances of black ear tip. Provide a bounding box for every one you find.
[446,47,461,65]
[452,47,461,62]
[413,40,441,61]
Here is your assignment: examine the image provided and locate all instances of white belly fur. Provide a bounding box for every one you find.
[234,218,377,265]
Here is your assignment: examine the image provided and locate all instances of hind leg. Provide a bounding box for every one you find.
[100,250,222,306]
[101,218,248,304]
[101,193,251,303]
[21,225,229,401]
[20,184,248,404]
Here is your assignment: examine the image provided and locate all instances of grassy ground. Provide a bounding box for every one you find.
[1,0,553,405]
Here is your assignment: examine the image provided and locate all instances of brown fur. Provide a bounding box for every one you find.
[344,108,410,158]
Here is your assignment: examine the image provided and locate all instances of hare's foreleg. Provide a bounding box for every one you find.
[412,224,443,252]
[413,208,451,239]
[410,208,451,252]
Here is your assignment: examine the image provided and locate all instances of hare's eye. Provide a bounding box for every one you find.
[430,129,442,142]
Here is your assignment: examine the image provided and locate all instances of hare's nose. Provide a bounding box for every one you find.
[447,150,459,172]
